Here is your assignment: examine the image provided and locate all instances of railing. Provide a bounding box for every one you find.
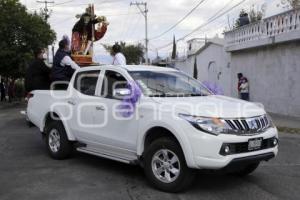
[225,9,300,46]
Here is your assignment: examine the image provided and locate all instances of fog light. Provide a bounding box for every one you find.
[273,138,278,146]
[224,146,230,154]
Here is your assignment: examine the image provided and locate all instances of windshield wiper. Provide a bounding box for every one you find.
[148,93,166,97]
[149,93,204,97]
[148,93,180,97]
[189,93,206,97]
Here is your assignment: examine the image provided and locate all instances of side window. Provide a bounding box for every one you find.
[101,70,128,99]
[74,70,100,96]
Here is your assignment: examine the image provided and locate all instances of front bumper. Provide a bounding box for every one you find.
[184,125,278,169]
[224,152,275,170]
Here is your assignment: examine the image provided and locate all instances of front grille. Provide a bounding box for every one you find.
[223,115,270,135]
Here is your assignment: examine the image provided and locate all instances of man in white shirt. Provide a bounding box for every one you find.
[111,44,126,65]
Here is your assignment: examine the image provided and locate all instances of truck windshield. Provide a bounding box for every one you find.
[129,70,212,97]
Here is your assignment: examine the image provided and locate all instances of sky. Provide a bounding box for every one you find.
[21,0,287,62]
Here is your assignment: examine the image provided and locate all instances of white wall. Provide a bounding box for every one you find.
[175,41,300,117]
[175,44,232,96]
[230,42,300,117]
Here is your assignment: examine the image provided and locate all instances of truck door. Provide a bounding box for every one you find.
[68,70,102,142]
[91,69,139,154]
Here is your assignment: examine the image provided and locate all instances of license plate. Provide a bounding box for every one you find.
[248,138,263,151]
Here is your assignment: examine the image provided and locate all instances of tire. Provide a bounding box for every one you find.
[143,137,195,193]
[45,120,73,159]
[230,162,260,176]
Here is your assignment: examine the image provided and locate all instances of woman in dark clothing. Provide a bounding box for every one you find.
[0,80,6,101]
[25,48,51,93]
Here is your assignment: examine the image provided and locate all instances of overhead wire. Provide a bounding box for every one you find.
[156,0,247,50]
[149,0,207,40]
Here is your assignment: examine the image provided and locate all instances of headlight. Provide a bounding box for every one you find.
[178,114,234,136]
[266,113,275,128]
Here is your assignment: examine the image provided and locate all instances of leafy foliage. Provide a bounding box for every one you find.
[288,0,300,8]
[249,7,263,23]
[235,6,263,28]
[234,9,249,28]
[280,0,300,9]
[0,0,56,78]
[104,42,144,64]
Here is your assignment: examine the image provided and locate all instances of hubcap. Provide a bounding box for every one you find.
[151,149,180,183]
[48,129,60,153]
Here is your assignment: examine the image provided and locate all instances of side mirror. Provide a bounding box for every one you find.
[113,88,132,99]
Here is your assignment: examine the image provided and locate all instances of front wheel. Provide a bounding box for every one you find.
[143,137,195,193]
[45,121,73,159]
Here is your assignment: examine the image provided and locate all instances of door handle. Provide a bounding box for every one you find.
[95,106,105,111]
[67,100,76,106]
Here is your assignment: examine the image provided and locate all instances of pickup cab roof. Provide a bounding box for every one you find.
[77,65,179,72]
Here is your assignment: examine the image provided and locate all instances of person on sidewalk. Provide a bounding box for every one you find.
[0,80,6,102]
[52,36,80,89]
[111,43,126,65]
[8,78,15,103]
[25,48,51,93]
[237,73,249,101]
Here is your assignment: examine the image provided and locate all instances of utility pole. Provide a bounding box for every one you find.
[130,1,149,65]
[37,1,54,64]
[36,0,54,22]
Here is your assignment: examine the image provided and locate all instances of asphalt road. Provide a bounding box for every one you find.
[0,105,300,200]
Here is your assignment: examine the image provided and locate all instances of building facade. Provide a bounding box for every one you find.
[224,8,300,117]
[174,9,300,117]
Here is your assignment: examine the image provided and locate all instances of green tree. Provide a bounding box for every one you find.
[171,35,176,60]
[0,0,56,78]
[193,57,198,79]
[104,42,144,64]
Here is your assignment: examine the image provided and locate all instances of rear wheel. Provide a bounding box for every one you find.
[45,121,72,159]
[143,137,195,193]
[230,162,260,176]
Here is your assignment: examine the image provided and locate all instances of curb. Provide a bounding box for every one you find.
[277,126,300,134]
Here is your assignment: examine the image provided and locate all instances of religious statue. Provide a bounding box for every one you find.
[71,4,109,65]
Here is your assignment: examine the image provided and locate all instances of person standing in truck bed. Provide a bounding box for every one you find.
[111,43,126,65]
[51,36,80,89]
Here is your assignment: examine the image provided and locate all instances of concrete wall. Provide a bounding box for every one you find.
[230,42,300,117]
[175,44,232,96]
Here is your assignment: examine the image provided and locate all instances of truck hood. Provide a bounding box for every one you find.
[150,95,266,118]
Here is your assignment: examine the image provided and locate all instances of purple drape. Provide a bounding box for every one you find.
[117,81,142,118]
[202,80,224,95]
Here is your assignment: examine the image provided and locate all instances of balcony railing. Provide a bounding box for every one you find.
[224,9,300,48]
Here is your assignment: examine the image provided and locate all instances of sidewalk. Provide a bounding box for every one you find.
[270,113,300,134]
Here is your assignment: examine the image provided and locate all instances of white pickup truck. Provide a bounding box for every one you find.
[27,65,278,192]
